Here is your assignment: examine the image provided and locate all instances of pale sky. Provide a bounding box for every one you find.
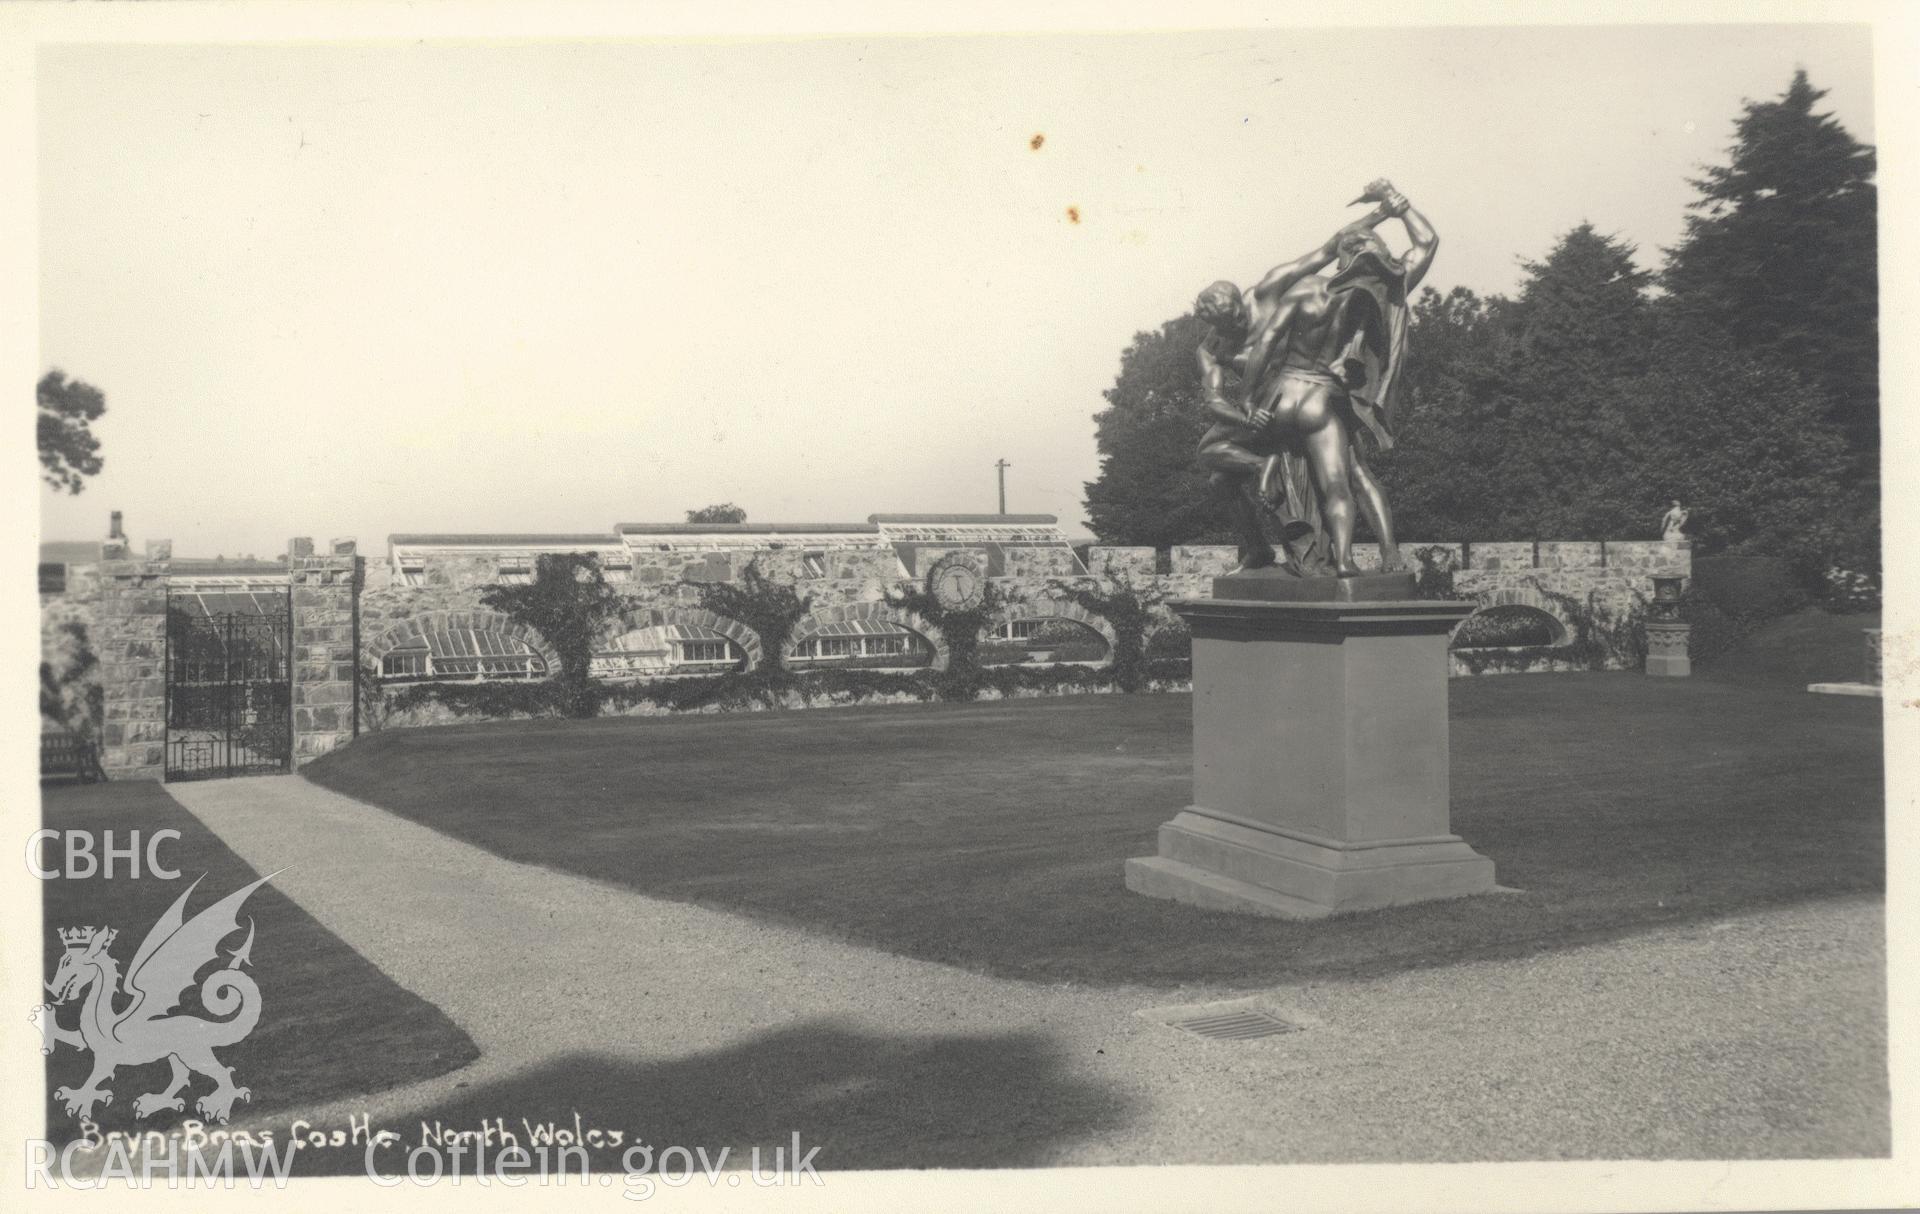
[37,23,1875,556]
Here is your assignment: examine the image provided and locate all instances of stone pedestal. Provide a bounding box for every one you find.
[1208,567,1417,604]
[1645,621,1691,677]
[1126,596,1494,919]
[1644,575,1690,677]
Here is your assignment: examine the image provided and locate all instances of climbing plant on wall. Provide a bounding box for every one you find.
[369,558,1200,726]
[1443,579,1648,675]
[884,579,1003,701]
[602,559,819,711]
[1047,573,1169,692]
[1411,546,1469,600]
[1525,580,1649,671]
[692,560,813,675]
[479,552,624,717]
[40,619,103,739]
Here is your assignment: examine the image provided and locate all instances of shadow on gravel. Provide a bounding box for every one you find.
[280,1021,1133,1176]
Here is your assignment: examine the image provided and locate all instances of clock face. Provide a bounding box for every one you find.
[929,557,983,611]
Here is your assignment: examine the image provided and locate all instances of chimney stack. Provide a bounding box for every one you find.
[109,510,124,541]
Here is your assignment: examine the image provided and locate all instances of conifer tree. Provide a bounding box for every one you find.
[1662,70,1877,458]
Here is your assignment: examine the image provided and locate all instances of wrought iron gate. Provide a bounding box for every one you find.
[164,605,293,780]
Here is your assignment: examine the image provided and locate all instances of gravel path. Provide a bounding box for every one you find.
[164,775,1888,1166]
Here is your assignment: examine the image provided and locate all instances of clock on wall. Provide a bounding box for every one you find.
[927,553,985,612]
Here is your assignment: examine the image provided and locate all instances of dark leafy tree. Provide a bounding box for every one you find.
[1498,226,1657,539]
[1662,70,1877,458]
[38,370,106,495]
[1375,228,1655,541]
[1510,224,1655,384]
[1087,230,1661,550]
[1086,77,1873,589]
[1376,222,1858,575]
[685,503,747,524]
[1082,315,1236,548]
[1621,324,1864,575]
[1373,285,1518,540]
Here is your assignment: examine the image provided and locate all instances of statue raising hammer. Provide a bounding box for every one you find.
[1193,179,1438,576]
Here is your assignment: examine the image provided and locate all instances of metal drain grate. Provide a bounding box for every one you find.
[1168,1009,1301,1041]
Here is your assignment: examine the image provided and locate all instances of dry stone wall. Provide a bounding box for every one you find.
[42,535,1691,766]
[1088,546,1155,580]
[359,538,1686,713]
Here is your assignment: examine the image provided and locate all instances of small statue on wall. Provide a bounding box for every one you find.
[1660,500,1690,541]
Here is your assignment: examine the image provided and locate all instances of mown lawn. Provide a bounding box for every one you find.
[304,631,1883,989]
[39,781,479,1142]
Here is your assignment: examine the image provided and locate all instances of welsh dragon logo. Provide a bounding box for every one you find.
[32,874,276,1124]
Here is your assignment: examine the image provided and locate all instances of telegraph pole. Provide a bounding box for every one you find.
[995,459,1010,515]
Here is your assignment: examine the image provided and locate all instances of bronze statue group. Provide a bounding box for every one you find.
[1193,178,1438,578]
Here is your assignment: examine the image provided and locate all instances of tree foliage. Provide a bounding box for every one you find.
[1374,222,1860,574]
[41,620,103,738]
[38,370,106,495]
[1622,326,1862,569]
[1081,315,1236,549]
[1084,73,1875,584]
[1366,287,1512,542]
[1378,226,1662,541]
[1661,70,1877,460]
[685,503,748,524]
